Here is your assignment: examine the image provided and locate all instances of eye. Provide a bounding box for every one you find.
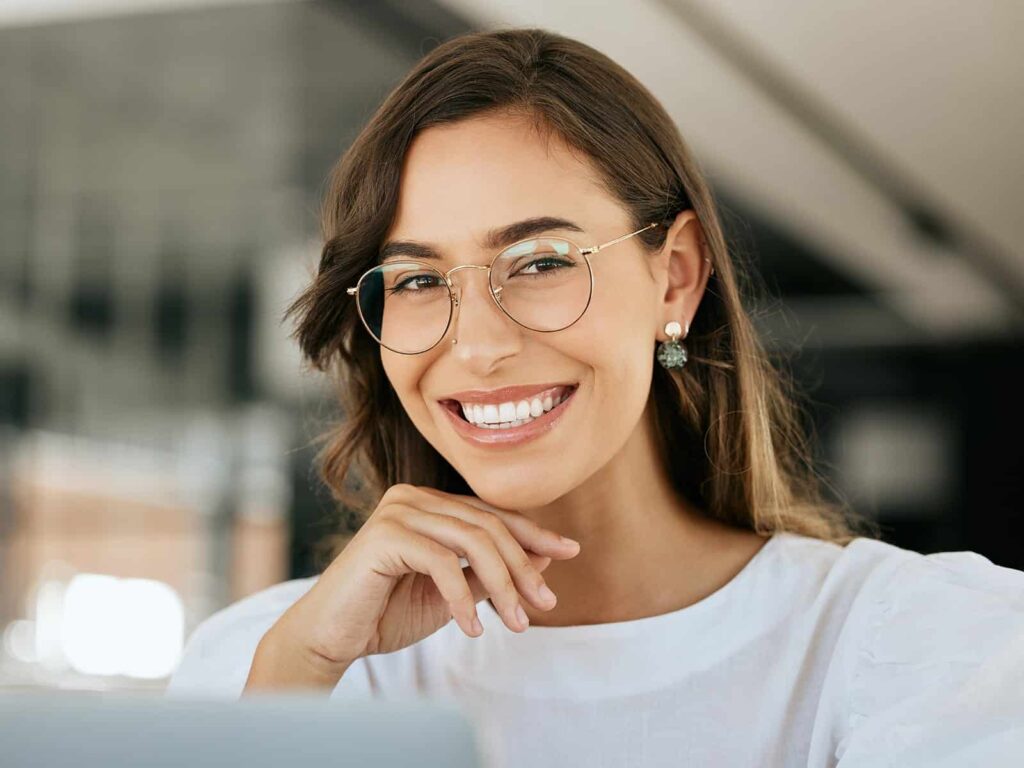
[389,273,443,293]
[512,256,575,277]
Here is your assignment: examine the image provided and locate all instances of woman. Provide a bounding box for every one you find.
[167,28,1024,766]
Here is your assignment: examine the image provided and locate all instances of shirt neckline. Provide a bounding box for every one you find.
[479,531,782,641]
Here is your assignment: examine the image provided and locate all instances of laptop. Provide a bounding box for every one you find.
[0,691,485,767]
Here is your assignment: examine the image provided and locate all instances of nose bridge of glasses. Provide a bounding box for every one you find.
[444,263,496,304]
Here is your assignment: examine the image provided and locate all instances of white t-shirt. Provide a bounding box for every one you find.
[166,531,1024,766]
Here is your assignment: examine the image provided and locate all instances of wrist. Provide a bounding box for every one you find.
[244,623,352,694]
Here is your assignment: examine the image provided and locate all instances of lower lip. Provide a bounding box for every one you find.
[439,386,579,448]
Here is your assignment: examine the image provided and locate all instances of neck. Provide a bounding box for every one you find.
[516,397,767,627]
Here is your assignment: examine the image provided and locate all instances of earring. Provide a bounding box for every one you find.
[656,320,688,370]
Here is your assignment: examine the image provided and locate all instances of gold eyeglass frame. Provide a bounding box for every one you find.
[345,221,713,355]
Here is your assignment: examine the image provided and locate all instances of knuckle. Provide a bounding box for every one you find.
[383,483,413,501]
[439,548,462,569]
[466,526,492,549]
[377,498,415,524]
[373,495,404,521]
[500,572,517,598]
[460,504,497,531]
[468,511,501,536]
[519,555,540,578]
[373,517,410,547]
[446,516,474,534]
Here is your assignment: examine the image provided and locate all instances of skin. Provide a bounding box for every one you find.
[380,112,768,628]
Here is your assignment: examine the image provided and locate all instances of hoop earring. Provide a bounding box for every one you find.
[656,320,688,370]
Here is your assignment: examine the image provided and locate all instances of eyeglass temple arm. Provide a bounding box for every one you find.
[581,221,715,274]
[579,222,659,256]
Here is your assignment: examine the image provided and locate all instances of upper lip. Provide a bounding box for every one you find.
[439,382,578,404]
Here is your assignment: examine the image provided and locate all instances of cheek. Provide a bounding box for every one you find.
[558,272,657,423]
[381,353,435,425]
[574,261,658,368]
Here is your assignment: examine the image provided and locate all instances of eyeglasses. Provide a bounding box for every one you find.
[346,221,670,355]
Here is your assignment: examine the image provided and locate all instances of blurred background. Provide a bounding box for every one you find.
[0,0,1021,693]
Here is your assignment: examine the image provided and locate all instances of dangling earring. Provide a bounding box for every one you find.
[656,320,688,370]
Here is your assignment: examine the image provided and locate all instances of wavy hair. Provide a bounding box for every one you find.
[284,28,874,565]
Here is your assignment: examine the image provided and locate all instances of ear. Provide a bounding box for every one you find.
[653,209,712,342]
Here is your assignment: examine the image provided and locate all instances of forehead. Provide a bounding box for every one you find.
[387,114,614,245]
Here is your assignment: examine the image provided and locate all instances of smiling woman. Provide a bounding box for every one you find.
[288,39,856,547]
[166,27,1024,768]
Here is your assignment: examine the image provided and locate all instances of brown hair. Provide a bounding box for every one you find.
[285,28,874,566]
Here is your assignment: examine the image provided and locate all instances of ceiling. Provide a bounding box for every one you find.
[4,0,1021,347]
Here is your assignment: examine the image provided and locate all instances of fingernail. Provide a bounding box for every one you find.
[538,583,557,606]
[515,604,529,629]
[559,535,580,548]
[471,616,483,636]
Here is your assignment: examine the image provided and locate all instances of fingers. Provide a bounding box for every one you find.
[384,503,537,633]
[461,552,553,624]
[378,520,483,638]
[417,499,556,612]
[390,488,576,612]
[413,486,582,560]
[374,484,582,636]
[460,552,551,606]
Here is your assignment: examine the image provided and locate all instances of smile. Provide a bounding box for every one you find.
[438,384,579,447]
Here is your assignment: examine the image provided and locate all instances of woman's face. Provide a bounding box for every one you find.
[380,113,700,510]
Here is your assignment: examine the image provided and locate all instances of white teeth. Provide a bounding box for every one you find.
[456,386,576,428]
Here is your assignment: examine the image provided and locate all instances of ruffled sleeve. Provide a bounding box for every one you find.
[836,549,1024,766]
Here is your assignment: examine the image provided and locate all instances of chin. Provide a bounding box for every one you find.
[463,476,568,512]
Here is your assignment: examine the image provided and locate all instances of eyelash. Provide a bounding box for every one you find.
[387,256,573,294]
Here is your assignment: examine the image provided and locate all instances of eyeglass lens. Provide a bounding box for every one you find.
[355,237,592,354]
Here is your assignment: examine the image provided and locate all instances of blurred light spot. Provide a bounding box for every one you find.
[61,574,185,679]
[836,405,952,513]
[34,579,68,671]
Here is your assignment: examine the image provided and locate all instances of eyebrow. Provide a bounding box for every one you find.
[378,216,585,263]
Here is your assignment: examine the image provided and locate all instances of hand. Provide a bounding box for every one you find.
[252,484,581,686]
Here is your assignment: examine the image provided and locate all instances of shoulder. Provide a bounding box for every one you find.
[766,530,917,585]
[853,541,1024,681]
[762,531,1017,624]
[757,531,920,615]
[165,577,319,698]
[843,540,1024,682]
[832,541,1024,765]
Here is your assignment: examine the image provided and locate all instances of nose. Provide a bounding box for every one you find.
[445,265,522,371]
